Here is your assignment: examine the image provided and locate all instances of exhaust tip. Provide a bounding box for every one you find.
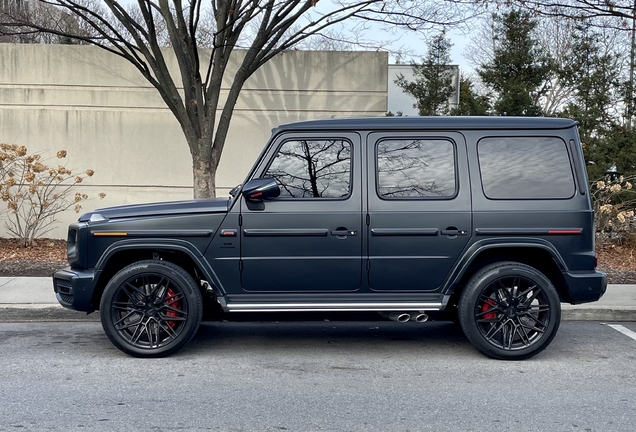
[388,312,411,322]
[412,313,429,323]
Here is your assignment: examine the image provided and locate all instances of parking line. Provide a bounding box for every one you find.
[608,324,636,342]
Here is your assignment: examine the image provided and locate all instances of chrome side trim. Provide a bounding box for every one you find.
[226,302,443,312]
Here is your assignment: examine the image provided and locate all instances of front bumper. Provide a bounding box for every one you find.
[52,268,98,312]
[563,270,607,304]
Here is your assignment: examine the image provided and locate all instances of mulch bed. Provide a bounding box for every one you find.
[1,237,635,282]
[0,238,67,277]
[596,241,636,284]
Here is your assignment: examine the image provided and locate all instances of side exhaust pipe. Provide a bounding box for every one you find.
[388,312,411,323]
[411,313,429,323]
[379,312,428,323]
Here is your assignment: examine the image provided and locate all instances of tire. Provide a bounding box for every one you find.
[99,260,203,358]
[458,261,561,360]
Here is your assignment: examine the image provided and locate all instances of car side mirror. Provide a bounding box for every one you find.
[242,178,280,201]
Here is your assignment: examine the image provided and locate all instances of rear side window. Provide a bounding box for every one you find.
[376,139,456,199]
[478,137,575,199]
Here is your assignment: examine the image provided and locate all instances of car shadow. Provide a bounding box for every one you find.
[180,319,476,358]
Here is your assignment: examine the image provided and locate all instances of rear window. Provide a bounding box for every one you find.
[376,138,456,199]
[478,137,575,199]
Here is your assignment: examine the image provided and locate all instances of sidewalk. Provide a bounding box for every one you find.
[0,277,99,322]
[0,277,634,322]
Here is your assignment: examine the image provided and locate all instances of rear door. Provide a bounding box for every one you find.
[239,132,363,293]
[366,132,472,292]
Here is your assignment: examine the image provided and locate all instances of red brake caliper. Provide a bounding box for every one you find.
[165,287,179,328]
[482,298,498,320]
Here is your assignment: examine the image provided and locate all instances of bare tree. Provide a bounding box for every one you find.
[504,0,636,123]
[1,0,98,43]
[511,0,636,22]
[0,0,472,198]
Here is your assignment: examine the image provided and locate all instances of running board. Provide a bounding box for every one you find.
[225,302,443,313]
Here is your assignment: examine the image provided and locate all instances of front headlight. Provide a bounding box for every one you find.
[67,228,78,261]
[66,223,87,268]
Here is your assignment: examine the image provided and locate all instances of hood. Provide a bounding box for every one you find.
[78,198,230,222]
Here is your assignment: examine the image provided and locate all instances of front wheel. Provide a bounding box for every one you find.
[100,260,203,357]
[458,262,561,360]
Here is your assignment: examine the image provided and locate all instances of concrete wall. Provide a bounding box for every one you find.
[0,44,388,238]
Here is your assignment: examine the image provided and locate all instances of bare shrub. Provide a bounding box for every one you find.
[0,143,105,246]
[592,175,636,245]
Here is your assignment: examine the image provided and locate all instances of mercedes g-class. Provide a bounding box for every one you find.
[53,117,607,359]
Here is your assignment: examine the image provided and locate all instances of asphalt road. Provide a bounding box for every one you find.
[0,320,635,432]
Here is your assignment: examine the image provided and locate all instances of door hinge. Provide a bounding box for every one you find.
[366,260,370,271]
[238,214,243,226]
[366,214,370,226]
[239,260,243,271]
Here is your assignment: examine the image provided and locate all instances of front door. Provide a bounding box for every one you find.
[367,132,472,292]
[240,133,363,292]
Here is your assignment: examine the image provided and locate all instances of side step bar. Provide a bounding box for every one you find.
[224,302,443,313]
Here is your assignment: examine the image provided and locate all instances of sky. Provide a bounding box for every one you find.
[388,27,473,72]
[309,1,477,74]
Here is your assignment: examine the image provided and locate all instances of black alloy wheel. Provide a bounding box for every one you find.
[100,260,203,358]
[458,261,561,360]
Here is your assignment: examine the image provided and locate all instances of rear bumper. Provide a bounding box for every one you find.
[563,270,607,304]
[52,268,97,312]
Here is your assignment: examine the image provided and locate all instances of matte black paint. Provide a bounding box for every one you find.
[53,117,606,314]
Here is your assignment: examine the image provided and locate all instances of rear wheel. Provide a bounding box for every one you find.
[458,262,561,360]
[100,260,203,357]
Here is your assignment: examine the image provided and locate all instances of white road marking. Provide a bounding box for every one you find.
[608,324,636,342]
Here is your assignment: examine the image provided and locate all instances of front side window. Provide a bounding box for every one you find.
[377,139,456,199]
[478,137,575,199]
[264,139,351,198]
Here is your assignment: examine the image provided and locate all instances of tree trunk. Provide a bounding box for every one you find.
[192,151,217,199]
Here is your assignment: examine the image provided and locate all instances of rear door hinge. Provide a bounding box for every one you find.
[366,214,370,226]
[238,214,243,226]
[239,260,243,271]
[366,260,370,271]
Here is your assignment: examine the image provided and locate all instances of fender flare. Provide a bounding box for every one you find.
[442,238,568,296]
[93,238,227,296]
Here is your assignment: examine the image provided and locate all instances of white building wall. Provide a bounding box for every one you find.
[0,44,388,238]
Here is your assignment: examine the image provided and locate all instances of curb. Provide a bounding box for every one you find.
[0,306,100,322]
[561,308,636,322]
[1,305,634,323]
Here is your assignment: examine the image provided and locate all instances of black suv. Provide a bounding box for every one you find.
[53,117,607,359]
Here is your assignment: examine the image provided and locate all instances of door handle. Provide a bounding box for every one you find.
[441,228,468,236]
[331,229,357,236]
